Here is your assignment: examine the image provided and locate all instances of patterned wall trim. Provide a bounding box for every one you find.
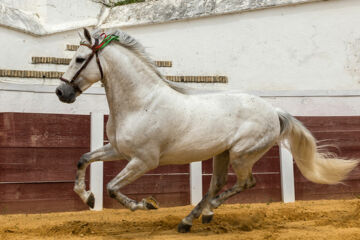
[0,69,227,83]
[32,55,172,67]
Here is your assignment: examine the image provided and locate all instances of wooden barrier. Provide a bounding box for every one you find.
[0,113,90,214]
[294,116,360,200]
[1,113,360,214]
[202,146,282,203]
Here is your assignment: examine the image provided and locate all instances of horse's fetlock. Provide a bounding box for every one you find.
[129,203,138,211]
[73,185,83,194]
[107,184,117,198]
[210,198,221,209]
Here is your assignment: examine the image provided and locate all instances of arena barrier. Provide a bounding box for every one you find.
[1,113,359,214]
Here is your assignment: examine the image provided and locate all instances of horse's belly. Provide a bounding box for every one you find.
[159,142,228,165]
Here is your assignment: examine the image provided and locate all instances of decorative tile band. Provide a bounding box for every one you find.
[33,55,172,67]
[156,61,172,67]
[32,57,71,65]
[0,69,227,83]
[66,44,79,51]
[165,75,228,83]
[0,69,63,78]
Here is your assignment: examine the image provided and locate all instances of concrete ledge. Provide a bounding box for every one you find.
[0,2,99,36]
[0,0,325,35]
[1,82,359,97]
[101,0,323,28]
[0,3,46,35]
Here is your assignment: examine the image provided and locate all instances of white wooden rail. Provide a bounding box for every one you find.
[90,112,104,211]
[88,114,295,210]
[190,161,203,205]
[280,143,295,203]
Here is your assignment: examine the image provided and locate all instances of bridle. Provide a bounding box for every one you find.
[59,34,118,93]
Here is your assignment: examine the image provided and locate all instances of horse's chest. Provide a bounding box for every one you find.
[105,117,117,146]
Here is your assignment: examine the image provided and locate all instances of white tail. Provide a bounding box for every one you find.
[277,109,359,184]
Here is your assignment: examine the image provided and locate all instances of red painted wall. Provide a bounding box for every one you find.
[0,113,90,214]
[1,113,359,214]
[202,146,281,204]
[294,117,360,200]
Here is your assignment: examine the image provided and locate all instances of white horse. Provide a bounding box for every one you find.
[56,28,358,233]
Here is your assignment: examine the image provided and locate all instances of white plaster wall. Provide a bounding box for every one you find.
[0,27,78,70]
[0,89,109,115]
[1,0,360,91]
[40,0,100,27]
[2,86,360,116]
[0,0,360,116]
[118,0,360,92]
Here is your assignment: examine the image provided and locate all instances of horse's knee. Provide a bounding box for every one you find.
[77,153,90,169]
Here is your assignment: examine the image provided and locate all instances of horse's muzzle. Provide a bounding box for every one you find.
[56,83,77,103]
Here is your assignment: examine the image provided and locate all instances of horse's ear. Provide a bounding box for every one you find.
[83,28,92,44]
[78,31,84,40]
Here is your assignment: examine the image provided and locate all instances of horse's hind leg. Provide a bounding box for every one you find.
[74,143,122,208]
[201,151,231,224]
[178,151,230,233]
[208,147,271,212]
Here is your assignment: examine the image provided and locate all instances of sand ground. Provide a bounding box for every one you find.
[1,199,360,240]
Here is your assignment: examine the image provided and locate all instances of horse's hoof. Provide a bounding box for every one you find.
[143,196,159,210]
[202,214,213,224]
[86,193,95,209]
[177,222,192,233]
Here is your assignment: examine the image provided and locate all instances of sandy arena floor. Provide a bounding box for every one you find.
[1,199,360,240]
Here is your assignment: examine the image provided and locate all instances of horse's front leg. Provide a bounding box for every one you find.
[107,157,159,211]
[74,143,122,208]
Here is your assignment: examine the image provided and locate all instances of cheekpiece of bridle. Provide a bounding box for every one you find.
[59,34,118,93]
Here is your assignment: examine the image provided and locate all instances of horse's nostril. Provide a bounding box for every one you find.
[56,88,63,97]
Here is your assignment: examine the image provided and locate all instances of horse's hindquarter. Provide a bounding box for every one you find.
[159,93,280,165]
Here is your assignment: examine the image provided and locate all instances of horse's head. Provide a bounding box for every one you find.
[56,28,103,103]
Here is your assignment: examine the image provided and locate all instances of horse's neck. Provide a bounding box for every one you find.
[102,46,172,118]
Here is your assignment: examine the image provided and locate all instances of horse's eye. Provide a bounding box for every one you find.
[76,57,85,64]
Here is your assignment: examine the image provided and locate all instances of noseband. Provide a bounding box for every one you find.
[59,34,118,93]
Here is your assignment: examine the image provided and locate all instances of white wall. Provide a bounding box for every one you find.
[0,0,360,116]
[0,88,109,114]
[118,0,360,92]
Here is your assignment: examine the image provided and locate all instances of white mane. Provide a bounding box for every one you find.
[92,29,224,95]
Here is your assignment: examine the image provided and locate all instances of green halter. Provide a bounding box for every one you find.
[95,34,119,50]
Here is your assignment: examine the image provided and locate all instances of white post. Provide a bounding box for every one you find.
[190,161,203,205]
[279,143,295,203]
[90,112,104,210]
